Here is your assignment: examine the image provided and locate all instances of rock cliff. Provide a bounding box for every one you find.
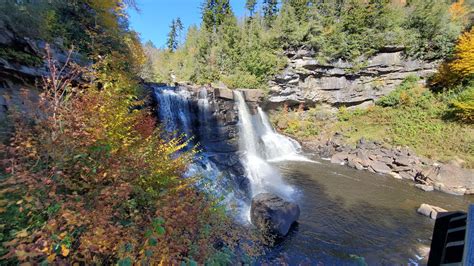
[267,47,439,109]
[0,20,85,136]
[149,84,265,196]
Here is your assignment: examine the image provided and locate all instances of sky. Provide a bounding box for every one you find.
[128,0,248,48]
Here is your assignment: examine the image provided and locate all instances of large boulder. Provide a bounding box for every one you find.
[250,193,300,237]
[423,164,474,195]
[239,89,264,103]
[417,203,447,219]
[214,87,234,101]
[368,160,392,174]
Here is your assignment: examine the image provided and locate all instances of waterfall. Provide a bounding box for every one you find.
[257,107,311,162]
[234,91,295,199]
[153,86,194,139]
[153,86,308,222]
[153,86,224,192]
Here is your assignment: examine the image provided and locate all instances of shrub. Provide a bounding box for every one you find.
[376,76,421,107]
[450,27,474,78]
[450,85,474,122]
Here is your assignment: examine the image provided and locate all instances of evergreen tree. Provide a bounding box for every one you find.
[167,19,178,51]
[246,0,258,17]
[201,0,233,32]
[167,18,184,52]
[286,0,311,22]
[263,0,279,27]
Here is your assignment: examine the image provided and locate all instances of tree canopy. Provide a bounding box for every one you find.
[145,0,473,89]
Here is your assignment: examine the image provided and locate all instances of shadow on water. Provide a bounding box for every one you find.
[262,158,474,265]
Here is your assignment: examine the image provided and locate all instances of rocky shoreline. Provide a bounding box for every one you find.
[299,133,474,196]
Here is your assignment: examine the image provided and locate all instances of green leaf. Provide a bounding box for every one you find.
[155,225,165,235]
[148,237,158,246]
[117,257,133,266]
[145,249,153,257]
[144,229,153,238]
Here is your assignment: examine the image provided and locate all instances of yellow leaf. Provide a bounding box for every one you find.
[47,253,56,262]
[61,245,70,257]
[16,229,29,238]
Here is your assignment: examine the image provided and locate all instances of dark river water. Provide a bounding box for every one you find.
[264,156,474,265]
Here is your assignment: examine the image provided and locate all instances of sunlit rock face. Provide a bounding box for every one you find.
[267,47,439,110]
[250,192,300,237]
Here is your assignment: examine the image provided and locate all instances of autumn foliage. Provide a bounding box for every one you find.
[0,41,261,264]
[450,27,474,78]
[0,2,260,264]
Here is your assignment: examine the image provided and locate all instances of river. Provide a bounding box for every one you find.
[265,157,473,265]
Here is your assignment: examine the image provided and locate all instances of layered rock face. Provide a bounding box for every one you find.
[267,47,438,109]
[0,20,86,134]
[150,84,265,195]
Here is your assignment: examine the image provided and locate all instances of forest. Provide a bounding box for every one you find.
[0,0,473,264]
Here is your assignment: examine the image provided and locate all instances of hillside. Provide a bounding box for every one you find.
[0,0,473,264]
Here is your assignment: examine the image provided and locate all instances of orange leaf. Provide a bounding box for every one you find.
[61,245,70,257]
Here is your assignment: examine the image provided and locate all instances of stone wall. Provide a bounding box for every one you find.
[267,47,439,110]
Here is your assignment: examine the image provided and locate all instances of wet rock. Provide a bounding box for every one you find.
[389,172,402,180]
[422,164,474,196]
[417,204,447,219]
[399,171,414,181]
[355,150,370,167]
[415,184,434,192]
[251,193,300,237]
[394,156,411,166]
[377,156,394,165]
[354,161,365,171]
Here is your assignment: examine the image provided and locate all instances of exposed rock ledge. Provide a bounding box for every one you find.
[310,135,474,196]
[267,47,439,109]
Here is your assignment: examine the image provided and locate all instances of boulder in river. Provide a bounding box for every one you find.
[417,203,447,219]
[250,193,300,237]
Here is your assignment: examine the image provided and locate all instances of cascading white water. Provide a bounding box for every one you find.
[234,91,295,199]
[257,107,312,162]
[154,85,247,220]
[154,86,194,139]
[154,86,223,190]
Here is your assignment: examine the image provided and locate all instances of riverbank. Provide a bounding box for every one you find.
[268,100,474,196]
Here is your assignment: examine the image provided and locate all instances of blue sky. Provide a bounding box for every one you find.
[128,0,249,48]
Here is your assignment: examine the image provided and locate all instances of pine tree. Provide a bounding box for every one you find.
[246,0,257,17]
[175,17,184,44]
[286,0,311,22]
[166,19,178,51]
[167,18,184,52]
[263,0,279,27]
[201,0,233,32]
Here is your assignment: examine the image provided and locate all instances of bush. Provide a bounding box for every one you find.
[376,76,423,107]
[450,86,474,122]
